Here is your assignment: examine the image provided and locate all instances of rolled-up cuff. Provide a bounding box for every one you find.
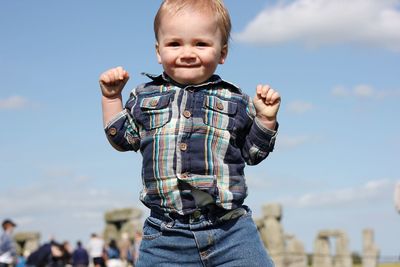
[250,118,279,152]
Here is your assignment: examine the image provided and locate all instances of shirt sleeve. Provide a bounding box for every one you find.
[241,98,278,165]
[104,91,141,152]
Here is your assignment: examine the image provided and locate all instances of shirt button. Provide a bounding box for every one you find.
[216,102,224,110]
[179,143,188,151]
[181,173,189,179]
[150,99,158,107]
[108,127,117,136]
[183,110,192,118]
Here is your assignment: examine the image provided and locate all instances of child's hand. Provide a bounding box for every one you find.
[99,66,130,98]
[253,84,281,123]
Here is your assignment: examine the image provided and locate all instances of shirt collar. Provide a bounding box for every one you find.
[141,72,242,93]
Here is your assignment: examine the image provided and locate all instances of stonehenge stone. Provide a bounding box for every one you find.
[255,203,380,267]
[313,234,332,267]
[103,207,143,244]
[312,230,352,267]
[259,203,285,267]
[103,224,119,243]
[362,229,379,267]
[13,232,41,256]
[104,207,142,223]
[333,231,352,267]
[285,234,307,267]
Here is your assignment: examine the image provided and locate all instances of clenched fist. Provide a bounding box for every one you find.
[99,66,130,98]
[253,84,281,125]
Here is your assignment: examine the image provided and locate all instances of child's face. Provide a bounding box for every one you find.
[156,9,227,85]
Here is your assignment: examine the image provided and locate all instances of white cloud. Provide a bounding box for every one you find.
[331,84,400,99]
[287,100,314,114]
[354,84,375,98]
[234,0,400,51]
[0,96,31,110]
[279,178,395,208]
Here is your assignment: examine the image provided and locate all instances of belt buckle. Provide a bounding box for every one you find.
[190,210,202,223]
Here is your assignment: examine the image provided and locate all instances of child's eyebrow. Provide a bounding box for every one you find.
[193,37,214,44]
[162,37,182,42]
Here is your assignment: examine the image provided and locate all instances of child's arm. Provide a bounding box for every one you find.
[239,84,281,165]
[99,66,130,127]
[253,84,281,130]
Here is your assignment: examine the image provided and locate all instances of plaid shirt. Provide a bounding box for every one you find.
[105,73,278,215]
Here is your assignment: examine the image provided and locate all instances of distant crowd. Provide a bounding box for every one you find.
[0,219,142,267]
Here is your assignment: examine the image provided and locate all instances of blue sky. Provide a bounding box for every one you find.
[1,0,399,258]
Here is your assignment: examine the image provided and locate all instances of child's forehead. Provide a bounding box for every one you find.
[159,12,221,37]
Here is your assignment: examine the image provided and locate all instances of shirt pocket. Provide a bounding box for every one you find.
[138,94,173,130]
[203,95,237,130]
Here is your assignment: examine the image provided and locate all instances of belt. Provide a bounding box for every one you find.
[150,204,247,224]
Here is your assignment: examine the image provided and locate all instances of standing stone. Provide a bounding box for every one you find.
[103,207,143,244]
[103,224,119,243]
[333,231,352,267]
[259,203,285,267]
[313,230,353,267]
[313,232,332,267]
[13,232,41,257]
[362,229,379,267]
[285,234,307,267]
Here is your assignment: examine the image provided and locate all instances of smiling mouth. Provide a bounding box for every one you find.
[176,64,201,68]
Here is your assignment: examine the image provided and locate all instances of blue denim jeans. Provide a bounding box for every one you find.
[136,205,274,267]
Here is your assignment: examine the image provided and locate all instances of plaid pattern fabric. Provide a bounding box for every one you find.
[105,73,278,215]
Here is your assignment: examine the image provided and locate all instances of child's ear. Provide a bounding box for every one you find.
[219,44,228,64]
[155,43,162,64]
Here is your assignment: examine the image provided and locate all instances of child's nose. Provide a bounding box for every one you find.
[180,46,196,60]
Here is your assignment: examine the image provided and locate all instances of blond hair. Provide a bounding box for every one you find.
[154,0,231,46]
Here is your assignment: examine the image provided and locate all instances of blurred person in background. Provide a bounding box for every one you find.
[0,219,18,267]
[26,240,70,267]
[87,234,105,267]
[118,233,132,267]
[105,240,121,267]
[72,241,89,267]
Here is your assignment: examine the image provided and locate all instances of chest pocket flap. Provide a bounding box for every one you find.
[203,95,237,130]
[138,94,173,130]
[140,94,172,110]
[204,95,237,115]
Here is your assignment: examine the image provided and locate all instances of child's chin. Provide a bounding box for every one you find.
[175,74,208,85]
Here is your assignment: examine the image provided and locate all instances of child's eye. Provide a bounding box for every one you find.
[167,42,180,47]
[196,42,209,47]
